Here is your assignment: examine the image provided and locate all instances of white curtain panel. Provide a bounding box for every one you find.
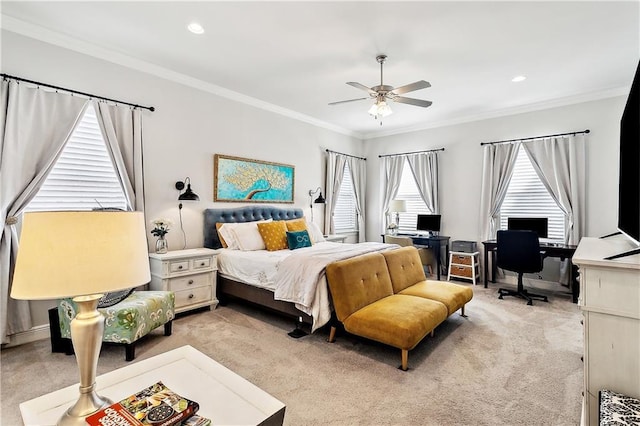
[323,151,346,235]
[478,142,521,241]
[0,80,88,343]
[523,134,586,284]
[94,101,145,212]
[406,152,439,214]
[380,156,405,232]
[346,156,367,242]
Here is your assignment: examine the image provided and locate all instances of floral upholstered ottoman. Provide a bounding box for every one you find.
[58,291,175,361]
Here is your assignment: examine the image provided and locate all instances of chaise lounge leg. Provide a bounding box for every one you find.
[125,343,135,362]
[328,326,337,343]
[460,305,468,317]
[164,320,173,336]
[430,329,435,337]
[401,349,408,371]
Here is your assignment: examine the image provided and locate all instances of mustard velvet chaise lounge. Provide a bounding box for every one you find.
[326,252,448,371]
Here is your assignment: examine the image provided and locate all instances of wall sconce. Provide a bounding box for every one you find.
[175,177,200,249]
[309,187,325,221]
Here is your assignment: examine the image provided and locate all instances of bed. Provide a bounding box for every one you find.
[203,206,397,333]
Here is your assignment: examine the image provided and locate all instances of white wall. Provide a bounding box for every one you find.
[364,96,626,244]
[1,30,362,330]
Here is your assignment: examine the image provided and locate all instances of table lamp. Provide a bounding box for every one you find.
[388,199,407,233]
[11,211,151,425]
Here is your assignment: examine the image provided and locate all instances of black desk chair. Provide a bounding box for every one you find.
[496,230,548,306]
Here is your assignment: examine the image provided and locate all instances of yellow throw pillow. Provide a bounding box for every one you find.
[286,218,308,233]
[257,221,289,251]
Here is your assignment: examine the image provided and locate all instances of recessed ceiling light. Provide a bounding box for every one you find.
[512,75,527,82]
[187,22,204,35]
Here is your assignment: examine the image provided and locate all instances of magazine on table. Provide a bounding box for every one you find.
[85,381,203,426]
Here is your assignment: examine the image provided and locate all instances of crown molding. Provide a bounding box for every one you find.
[1,15,361,139]
[363,86,628,140]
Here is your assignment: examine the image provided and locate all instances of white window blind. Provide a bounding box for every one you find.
[333,162,358,233]
[499,147,565,240]
[396,160,432,232]
[26,104,128,212]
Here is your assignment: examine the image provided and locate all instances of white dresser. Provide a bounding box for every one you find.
[572,236,640,425]
[149,248,219,314]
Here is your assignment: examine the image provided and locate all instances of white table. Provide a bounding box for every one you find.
[20,345,285,426]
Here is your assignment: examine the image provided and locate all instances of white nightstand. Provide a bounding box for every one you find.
[324,234,347,243]
[149,248,219,314]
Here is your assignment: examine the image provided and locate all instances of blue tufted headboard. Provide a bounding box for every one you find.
[203,205,304,249]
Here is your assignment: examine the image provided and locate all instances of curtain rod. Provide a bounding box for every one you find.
[325,149,366,161]
[378,147,445,158]
[1,73,155,112]
[480,129,590,146]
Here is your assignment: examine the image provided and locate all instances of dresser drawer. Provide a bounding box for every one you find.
[169,260,190,273]
[450,265,473,278]
[169,273,211,291]
[174,285,212,308]
[582,268,640,318]
[451,254,473,265]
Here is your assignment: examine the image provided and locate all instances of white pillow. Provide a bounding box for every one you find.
[306,220,326,243]
[219,219,272,250]
[231,221,267,251]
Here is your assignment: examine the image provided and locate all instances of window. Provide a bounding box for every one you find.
[499,147,565,240]
[26,104,128,212]
[396,160,432,232]
[333,162,358,233]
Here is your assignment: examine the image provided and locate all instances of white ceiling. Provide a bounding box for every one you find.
[2,1,639,139]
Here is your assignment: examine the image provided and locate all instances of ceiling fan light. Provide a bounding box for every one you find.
[377,101,393,117]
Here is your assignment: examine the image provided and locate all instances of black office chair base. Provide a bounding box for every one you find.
[498,287,548,306]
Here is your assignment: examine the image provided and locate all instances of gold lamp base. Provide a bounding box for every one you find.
[58,294,112,426]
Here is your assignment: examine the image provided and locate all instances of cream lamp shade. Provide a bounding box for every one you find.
[11,211,151,300]
[389,199,407,213]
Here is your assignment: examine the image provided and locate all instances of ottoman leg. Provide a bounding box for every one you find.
[125,343,135,361]
[164,320,173,336]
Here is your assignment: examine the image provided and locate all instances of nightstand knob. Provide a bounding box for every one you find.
[188,280,194,285]
[188,294,194,299]
[200,262,205,266]
[178,265,183,270]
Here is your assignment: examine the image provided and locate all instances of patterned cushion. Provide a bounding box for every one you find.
[287,230,312,250]
[58,291,175,344]
[215,223,228,248]
[257,220,288,251]
[600,389,640,425]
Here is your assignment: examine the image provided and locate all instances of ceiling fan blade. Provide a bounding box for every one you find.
[328,97,369,106]
[391,80,431,95]
[393,96,433,108]
[346,82,377,95]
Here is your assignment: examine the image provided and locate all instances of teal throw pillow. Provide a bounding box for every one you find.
[287,230,312,250]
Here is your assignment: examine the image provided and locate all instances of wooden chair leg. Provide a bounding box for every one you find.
[328,326,337,343]
[401,349,408,371]
[164,320,173,336]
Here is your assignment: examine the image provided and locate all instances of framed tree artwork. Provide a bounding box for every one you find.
[214,154,295,203]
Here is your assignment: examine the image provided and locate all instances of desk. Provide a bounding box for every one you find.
[384,234,450,280]
[20,345,285,426]
[482,240,578,302]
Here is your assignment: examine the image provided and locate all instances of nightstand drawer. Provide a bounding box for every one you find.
[192,257,213,270]
[450,265,473,278]
[582,268,640,318]
[174,286,212,308]
[170,260,190,273]
[170,273,211,291]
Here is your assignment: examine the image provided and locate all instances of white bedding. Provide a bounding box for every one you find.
[217,241,397,332]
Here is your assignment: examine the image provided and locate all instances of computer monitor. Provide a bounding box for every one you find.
[416,214,441,233]
[507,217,548,239]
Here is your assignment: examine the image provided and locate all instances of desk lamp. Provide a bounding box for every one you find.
[388,199,407,234]
[11,211,151,425]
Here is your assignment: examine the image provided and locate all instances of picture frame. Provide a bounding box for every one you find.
[214,154,295,203]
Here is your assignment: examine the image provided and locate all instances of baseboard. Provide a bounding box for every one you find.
[2,324,50,348]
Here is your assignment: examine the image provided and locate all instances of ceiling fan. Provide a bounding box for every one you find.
[329,55,432,123]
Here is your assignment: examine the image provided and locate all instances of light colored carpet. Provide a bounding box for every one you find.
[1,284,583,425]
